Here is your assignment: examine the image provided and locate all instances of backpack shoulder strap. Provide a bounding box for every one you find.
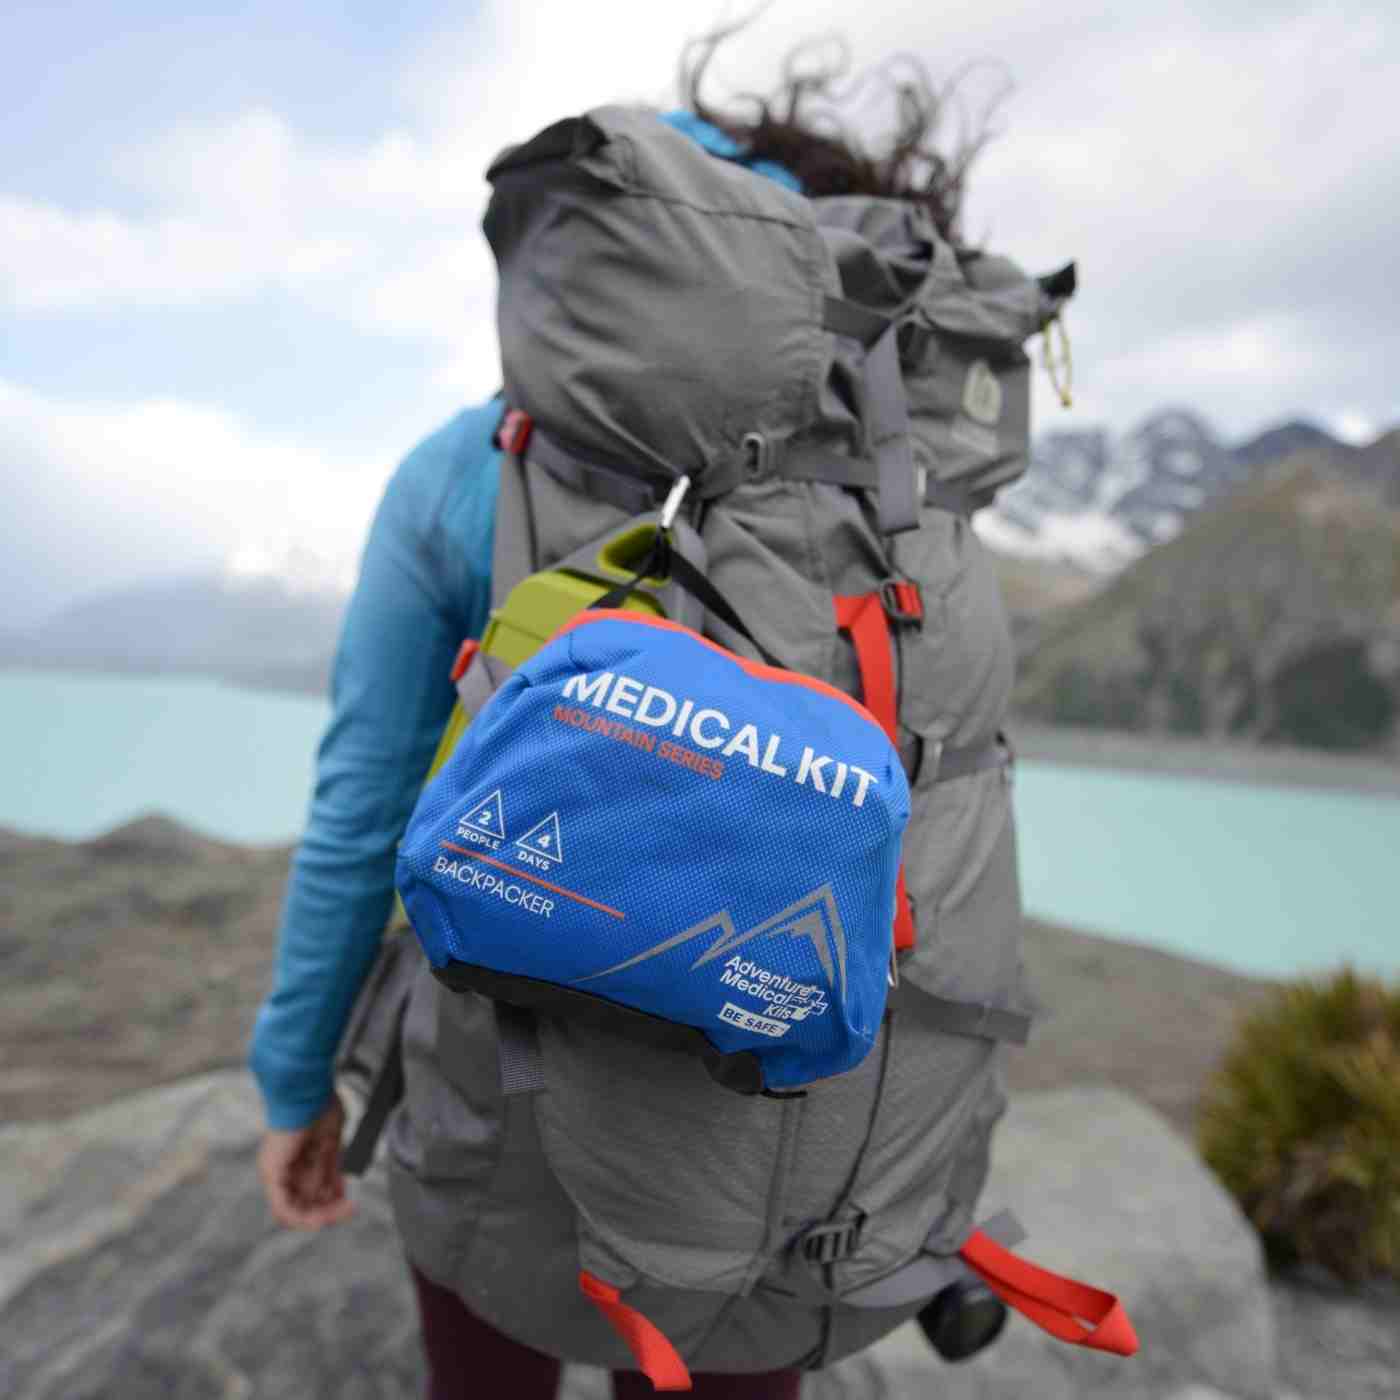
[491,418,539,608]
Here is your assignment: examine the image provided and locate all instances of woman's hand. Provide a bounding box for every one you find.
[256,1093,357,1230]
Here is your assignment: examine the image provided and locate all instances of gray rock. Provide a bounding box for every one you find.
[1160,1388,1247,1400]
[0,1073,422,1399]
[1270,1268,1400,1400]
[806,1088,1277,1400]
[0,1079,1314,1400]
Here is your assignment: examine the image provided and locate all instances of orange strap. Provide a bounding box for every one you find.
[834,591,916,951]
[890,869,915,952]
[449,637,480,682]
[959,1230,1140,1356]
[579,1271,693,1392]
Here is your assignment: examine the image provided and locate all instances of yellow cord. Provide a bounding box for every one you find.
[1042,311,1073,409]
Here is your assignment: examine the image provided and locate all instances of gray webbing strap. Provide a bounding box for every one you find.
[491,446,537,606]
[768,450,973,520]
[495,1002,546,1096]
[822,295,890,347]
[771,444,875,490]
[865,323,920,535]
[890,984,1033,1046]
[524,425,666,517]
[454,650,514,717]
[839,1210,1027,1310]
[522,408,970,525]
[694,439,877,501]
[928,734,1012,783]
[973,1209,1027,1251]
[924,476,974,516]
[705,439,974,521]
[824,294,921,532]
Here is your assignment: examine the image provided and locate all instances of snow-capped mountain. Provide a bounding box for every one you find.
[978,426,1142,573]
[1010,458,1400,755]
[1103,410,1247,541]
[979,409,1379,573]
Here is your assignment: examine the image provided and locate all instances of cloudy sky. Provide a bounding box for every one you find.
[4,1,1397,628]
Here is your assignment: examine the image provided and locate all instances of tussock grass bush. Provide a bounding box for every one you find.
[1199,967,1400,1282]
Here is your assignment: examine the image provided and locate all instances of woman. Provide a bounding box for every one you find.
[251,32,1008,1400]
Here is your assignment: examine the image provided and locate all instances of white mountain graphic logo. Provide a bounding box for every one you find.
[572,884,849,1002]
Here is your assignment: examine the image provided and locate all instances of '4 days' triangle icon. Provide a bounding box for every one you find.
[462,788,506,839]
[515,811,564,865]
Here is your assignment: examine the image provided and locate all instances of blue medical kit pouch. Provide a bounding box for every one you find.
[395,609,910,1091]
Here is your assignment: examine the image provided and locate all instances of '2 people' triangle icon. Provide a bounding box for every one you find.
[515,811,564,865]
[461,788,506,839]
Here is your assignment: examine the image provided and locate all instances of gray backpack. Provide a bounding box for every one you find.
[351,106,1133,1384]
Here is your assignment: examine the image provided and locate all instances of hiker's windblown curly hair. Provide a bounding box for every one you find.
[680,22,1008,245]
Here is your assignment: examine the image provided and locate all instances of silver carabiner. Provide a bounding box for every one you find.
[660,474,692,532]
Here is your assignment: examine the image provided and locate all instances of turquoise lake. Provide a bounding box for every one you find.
[2,669,1396,981]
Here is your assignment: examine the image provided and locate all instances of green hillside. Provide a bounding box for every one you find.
[989,551,1106,647]
[1012,459,1400,754]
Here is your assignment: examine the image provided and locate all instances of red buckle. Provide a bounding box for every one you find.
[495,408,533,457]
[880,579,923,623]
[449,638,480,682]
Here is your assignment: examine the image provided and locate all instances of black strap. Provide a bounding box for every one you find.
[886,983,1033,1045]
[431,960,775,1096]
[340,1004,407,1175]
[593,531,783,670]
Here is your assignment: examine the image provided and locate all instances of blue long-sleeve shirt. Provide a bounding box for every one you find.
[249,401,500,1128]
[249,112,798,1130]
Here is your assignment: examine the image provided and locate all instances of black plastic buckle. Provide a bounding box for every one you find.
[801,1217,864,1265]
[896,319,933,367]
[879,577,924,624]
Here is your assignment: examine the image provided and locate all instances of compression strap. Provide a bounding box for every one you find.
[513,409,974,521]
[338,1000,406,1176]
[833,587,1012,952]
[579,1272,692,1391]
[959,1230,1140,1356]
[833,590,916,951]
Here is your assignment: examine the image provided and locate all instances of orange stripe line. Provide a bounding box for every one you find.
[441,841,625,920]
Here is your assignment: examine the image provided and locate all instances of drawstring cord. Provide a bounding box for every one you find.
[1042,311,1073,409]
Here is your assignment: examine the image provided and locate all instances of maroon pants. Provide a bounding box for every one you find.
[411,1266,802,1400]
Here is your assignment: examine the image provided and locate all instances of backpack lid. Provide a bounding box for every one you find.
[484,105,1076,518]
[484,105,840,484]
